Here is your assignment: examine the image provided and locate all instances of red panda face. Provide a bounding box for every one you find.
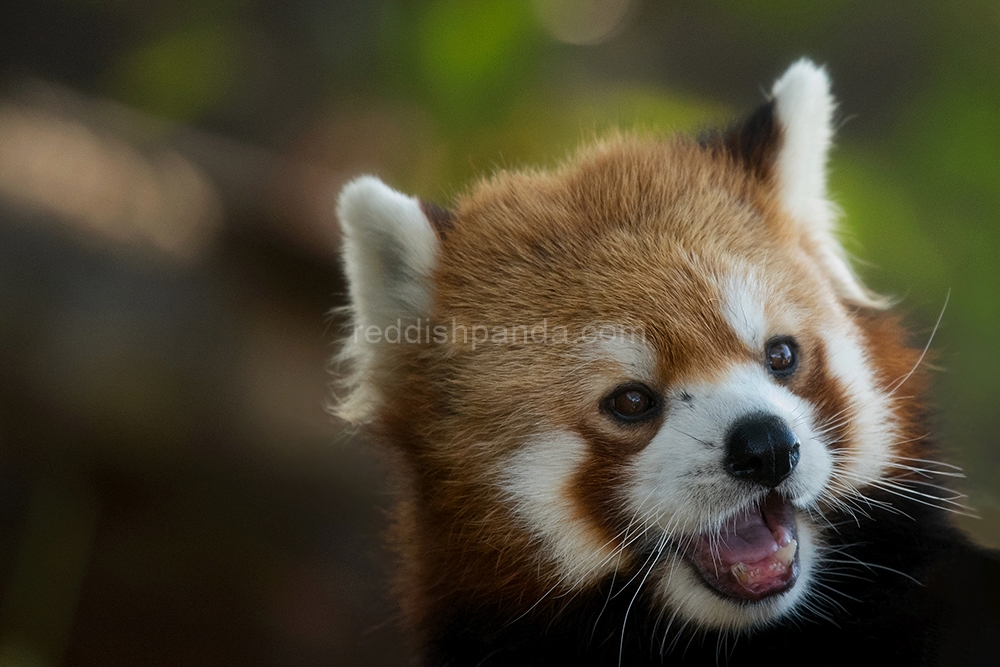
[335,61,924,637]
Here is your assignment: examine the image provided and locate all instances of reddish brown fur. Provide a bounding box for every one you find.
[354,132,933,649]
[852,309,929,462]
[793,341,852,451]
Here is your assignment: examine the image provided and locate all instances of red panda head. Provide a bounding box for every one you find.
[334,60,926,636]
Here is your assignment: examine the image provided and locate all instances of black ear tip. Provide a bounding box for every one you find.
[419,200,455,240]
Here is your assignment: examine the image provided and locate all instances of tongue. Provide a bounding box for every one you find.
[686,493,800,601]
[714,511,781,566]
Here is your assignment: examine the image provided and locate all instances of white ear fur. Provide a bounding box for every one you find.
[335,175,439,423]
[771,59,883,307]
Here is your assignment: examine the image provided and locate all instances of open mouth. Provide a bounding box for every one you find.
[685,492,799,602]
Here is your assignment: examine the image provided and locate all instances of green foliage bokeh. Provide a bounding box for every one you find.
[94,0,1000,516]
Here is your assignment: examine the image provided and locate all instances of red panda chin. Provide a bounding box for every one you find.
[686,493,800,602]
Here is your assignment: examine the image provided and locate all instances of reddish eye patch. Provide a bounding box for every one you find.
[766,337,798,376]
[603,384,659,423]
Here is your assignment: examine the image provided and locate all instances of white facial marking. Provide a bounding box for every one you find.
[585,336,657,382]
[625,364,833,630]
[500,431,618,586]
[819,315,897,488]
[630,364,831,534]
[721,271,768,350]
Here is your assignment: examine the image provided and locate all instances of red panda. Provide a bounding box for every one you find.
[333,60,1000,665]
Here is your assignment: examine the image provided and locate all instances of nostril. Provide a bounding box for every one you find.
[725,414,801,488]
[789,441,801,471]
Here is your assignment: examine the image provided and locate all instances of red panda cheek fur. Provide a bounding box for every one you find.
[334,60,1000,665]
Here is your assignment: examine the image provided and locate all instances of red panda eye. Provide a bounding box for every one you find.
[766,338,798,375]
[604,385,657,423]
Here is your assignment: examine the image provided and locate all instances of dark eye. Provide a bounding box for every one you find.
[766,337,798,376]
[603,384,658,423]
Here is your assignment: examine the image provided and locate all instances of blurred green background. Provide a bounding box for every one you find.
[0,1,997,665]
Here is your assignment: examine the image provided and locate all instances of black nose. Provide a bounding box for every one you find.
[725,414,801,488]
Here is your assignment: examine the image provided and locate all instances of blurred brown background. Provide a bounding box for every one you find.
[1,1,998,665]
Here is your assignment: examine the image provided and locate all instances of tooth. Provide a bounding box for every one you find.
[731,562,750,585]
[774,539,798,566]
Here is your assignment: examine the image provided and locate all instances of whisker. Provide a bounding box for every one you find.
[822,555,924,586]
[886,289,950,397]
[618,535,669,666]
[896,456,964,471]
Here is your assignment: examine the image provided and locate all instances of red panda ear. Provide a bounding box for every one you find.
[338,176,439,322]
[769,59,836,236]
[702,98,782,182]
[419,200,455,240]
[769,59,885,308]
[335,176,440,422]
[702,62,833,207]
[707,59,885,308]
